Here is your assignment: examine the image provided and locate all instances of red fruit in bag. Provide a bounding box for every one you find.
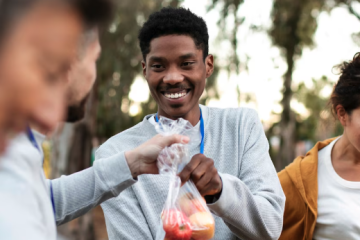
[162,210,192,240]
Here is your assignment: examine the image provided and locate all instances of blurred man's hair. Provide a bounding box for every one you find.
[69,0,114,28]
[0,0,114,45]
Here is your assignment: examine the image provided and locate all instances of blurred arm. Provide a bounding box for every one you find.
[49,151,136,225]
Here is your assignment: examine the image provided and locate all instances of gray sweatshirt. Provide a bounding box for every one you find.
[96,105,285,240]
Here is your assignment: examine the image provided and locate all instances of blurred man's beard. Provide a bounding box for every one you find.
[66,95,89,123]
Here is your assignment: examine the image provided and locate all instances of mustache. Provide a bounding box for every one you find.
[157,84,192,92]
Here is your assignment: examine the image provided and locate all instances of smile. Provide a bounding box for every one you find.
[162,90,190,100]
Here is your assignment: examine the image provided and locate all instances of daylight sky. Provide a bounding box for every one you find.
[129,0,360,125]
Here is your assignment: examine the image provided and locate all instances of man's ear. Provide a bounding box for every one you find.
[142,61,147,78]
[336,105,348,126]
[205,54,214,78]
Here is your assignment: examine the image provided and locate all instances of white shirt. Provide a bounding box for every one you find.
[313,137,360,240]
[0,132,56,240]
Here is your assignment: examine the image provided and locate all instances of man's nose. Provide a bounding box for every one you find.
[163,68,184,85]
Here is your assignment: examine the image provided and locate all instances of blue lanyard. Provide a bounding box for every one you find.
[26,127,40,152]
[26,127,56,217]
[155,108,205,154]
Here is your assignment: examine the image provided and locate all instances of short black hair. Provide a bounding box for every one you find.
[138,7,209,61]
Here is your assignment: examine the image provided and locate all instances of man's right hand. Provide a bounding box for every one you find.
[125,134,189,179]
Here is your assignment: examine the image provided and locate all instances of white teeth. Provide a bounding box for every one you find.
[164,90,188,99]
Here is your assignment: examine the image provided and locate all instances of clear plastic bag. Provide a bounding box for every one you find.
[156,117,215,240]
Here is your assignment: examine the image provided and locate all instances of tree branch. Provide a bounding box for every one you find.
[348,4,360,21]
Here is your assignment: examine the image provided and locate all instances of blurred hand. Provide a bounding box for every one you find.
[178,154,222,197]
[125,134,190,179]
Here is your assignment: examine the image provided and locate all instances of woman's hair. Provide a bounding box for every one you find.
[330,52,360,118]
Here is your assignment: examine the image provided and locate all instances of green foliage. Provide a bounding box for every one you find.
[295,76,335,141]
[269,0,325,57]
[208,0,244,73]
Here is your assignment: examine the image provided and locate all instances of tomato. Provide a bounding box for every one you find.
[162,210,192,240]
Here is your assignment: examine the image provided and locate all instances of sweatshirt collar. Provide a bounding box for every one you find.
[142,104,209,132]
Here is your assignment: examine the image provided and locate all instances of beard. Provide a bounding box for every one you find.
[66,95,89,123]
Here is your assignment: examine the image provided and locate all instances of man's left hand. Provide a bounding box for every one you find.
[178,154,222,197]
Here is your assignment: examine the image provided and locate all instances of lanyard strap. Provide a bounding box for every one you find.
[26,126,56,217]
[50,182,56,216]
[155,108,205,154]
[26,126,40,152]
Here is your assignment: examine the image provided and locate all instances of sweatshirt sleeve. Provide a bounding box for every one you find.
[49,150,136,225]
[207,110,286,240]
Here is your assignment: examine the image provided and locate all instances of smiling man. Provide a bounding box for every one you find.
[97,7,285,240]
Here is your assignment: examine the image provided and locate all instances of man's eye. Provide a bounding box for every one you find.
[182,62,194,67]
[151,64,163,69]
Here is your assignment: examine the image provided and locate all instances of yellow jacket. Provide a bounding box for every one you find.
[278,138,336,240]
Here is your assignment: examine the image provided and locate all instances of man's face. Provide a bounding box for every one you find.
[142,35,213,119]
[0,2,83,150]
[66,35,101,122]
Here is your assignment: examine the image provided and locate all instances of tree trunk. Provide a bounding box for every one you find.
[276,47,296,170]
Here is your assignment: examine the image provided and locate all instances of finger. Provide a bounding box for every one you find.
[178,155,203,183]
[194,165,214,191]
[199,179,219,196]
[199,170,221,196]
[145,165,159,175]
[159,134,190,148]
[199,181,214,196]
[191,158,213,183]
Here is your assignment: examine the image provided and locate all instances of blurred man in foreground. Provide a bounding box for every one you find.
[0,0,83,153]
[0,3,190,240]
[0,0,113,239]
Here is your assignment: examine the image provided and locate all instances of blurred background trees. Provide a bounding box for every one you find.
[44,0,360,239]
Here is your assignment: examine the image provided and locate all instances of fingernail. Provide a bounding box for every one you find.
[181,136,190,143]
